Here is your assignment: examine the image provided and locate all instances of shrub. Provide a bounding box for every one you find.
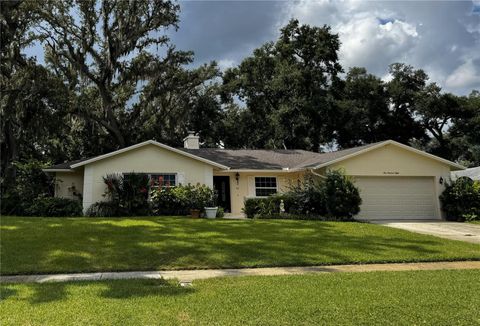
[103,173,150,216]
[150,186,189,215]
[286,177,327,216]
[150,183,217,216]
[216,207,225,218]
[1,160,55,215]
[244,198,265,218]
[86,201,123,217]
[243,195,288,218]
[186,184,217,210]
[24,197,82,217]
[440,177,480,222]
[244,170,361,221]
[322,170,362,219]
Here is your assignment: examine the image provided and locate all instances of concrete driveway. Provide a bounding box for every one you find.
[371,220,480,244]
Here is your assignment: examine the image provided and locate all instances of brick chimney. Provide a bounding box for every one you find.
[183,131,200,149]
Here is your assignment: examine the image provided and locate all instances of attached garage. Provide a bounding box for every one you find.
[354,176,437,220]
[315,140,465,221]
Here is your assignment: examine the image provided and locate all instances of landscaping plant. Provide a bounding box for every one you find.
[440,177,480,221]
[89,173,151,216]
[24,196,82,217]
[244,170,361,220]
[150,183,216,216]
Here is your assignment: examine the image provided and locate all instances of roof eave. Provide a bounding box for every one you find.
[310,140,465,171]
[224,169,301,173]
[42,169,74,173]
[69,140,230,170]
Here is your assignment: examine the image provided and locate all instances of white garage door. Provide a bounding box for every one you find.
[354,176,438,220]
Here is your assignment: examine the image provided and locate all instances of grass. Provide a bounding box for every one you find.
[1,216,479,275]
[1,270,479,325]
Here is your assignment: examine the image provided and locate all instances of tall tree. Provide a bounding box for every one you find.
[415,83,464,159]
[130,62,220,147]
[449,91,480,166]
[37,0,186,148]
[222,19,342,150]
[385,63,428,144]
[1,0,71,183]
[335,67,390,148]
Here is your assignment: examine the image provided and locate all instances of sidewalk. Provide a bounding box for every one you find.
[2,261,479,284]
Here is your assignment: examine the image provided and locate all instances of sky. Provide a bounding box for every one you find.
[26,0,480,95]
[169,0,480,95]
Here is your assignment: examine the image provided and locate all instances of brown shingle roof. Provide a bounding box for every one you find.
[44,141,385,171]
[180,142,382,170]
[43,159,90,171]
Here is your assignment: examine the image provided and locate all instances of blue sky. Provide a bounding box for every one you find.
[26,0,480,95]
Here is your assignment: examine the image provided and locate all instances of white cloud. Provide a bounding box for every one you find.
[446,59,480,90]
[338,15,418,71]
[217,59,236,71]
[278,0,480,94]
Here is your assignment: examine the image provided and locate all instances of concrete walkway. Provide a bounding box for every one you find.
[2,261,479,284]
[371,220,480,244]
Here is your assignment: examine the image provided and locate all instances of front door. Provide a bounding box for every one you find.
[213,176,231,213]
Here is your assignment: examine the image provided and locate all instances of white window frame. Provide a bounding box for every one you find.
[149,173,177,188]
[254,176,278,197]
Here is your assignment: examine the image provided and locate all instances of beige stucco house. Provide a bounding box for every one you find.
[44,133,464,220]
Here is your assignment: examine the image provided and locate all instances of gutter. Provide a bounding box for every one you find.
[308,168,327,179]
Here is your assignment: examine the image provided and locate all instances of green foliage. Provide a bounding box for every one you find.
[150,185,190,215]
[100,173,150,216]
[440,177,480,221]
[245,171,361,220]
[216,207,225,218]
[150,183,216,215]
[222,19,342,150]
[24,196,82,217]
[243,197,266,218]
[286,177,327,216]
[0,160,54,215]
[85,202,122,218]
[194,184,217,208]
[322,170,362,218]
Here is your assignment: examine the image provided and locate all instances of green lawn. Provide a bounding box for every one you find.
[1,216,479,275]
[1,270,479,325]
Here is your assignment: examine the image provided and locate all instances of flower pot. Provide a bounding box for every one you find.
[190,209,201,218]
[204,207,218,219]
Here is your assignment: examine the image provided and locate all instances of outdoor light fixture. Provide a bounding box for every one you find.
[235,172,240,185]
[439,177,444,185]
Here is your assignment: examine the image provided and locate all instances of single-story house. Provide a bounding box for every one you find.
[451,166,480,181]
[44,133,464,220]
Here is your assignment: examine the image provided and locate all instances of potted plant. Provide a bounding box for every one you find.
[202,186,218,219]
[186,184,202,218]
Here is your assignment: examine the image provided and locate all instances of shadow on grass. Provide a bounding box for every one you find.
[0,286,18,301]
[0,279,194,305]
[1,216,479,276]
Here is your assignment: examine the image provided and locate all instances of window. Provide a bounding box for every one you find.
[255,177,277,197]
[122,173,176,188]
[150,173,176,188]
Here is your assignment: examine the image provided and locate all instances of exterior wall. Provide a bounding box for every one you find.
[83,144,215,212]
[54,170,84,201]
[213,171,305,215]
[319,144,452,219]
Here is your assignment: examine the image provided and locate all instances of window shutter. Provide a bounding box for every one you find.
[248,176,255,197]
[177,172,185,185]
